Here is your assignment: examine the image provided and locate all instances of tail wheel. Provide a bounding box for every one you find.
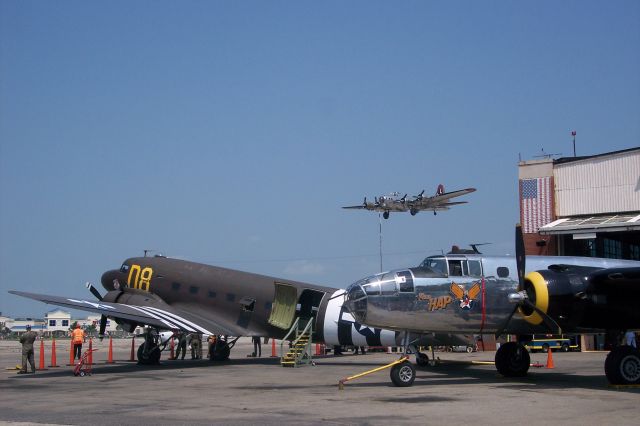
[605,346,640,385]
[495,342,530,377]
[390,361,416,387]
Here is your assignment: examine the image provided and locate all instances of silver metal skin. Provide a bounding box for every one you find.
[345,253,640,335]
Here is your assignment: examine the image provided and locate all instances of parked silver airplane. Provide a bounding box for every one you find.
[343,225,640,386]
[342,184,476,219]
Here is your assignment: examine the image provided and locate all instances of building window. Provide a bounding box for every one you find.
[603,238,622,259]
[49,320,56,327]
[62,320,69,327]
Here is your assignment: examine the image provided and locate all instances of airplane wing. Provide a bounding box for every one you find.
[342,205,369,210]
[420,188,476,207]
[8,290,243,336]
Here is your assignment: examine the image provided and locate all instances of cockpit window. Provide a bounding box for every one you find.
[448,260,463,276]
[419,257,447,275]
[468,260,482,277]
[120,264,129,273]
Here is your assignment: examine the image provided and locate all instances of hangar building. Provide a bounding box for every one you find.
[518,147,640,259]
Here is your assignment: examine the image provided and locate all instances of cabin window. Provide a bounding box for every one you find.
[120,264,129,273]
[379,272,398,295]
[468,260,482,277]
[171,282,181,291]
[396,270,414,292]
[226,293,236,302]
[208,290,216,298]
[189,286,199,294]
[363,275,381,296]
[497,267,509,278]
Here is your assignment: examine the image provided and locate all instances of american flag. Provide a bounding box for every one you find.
[520,177,552,234]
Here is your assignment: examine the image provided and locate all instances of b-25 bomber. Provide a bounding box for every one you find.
[343,225,640,386]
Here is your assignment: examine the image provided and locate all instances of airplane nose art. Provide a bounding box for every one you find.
[345,283,368,323]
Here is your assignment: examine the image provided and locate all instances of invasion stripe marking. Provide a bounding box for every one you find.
[143,306,213,335]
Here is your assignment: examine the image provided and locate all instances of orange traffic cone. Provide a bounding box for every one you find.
[88,338,93,365]
[38,339,48,370]
[49,337,59,367]
[546,348,555,369]
[129,337,136,362]
[106,336,114,364]
[271,339,277,357]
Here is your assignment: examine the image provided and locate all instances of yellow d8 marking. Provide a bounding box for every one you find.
[127,264,153,292]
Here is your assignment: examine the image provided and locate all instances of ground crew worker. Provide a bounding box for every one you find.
[190,333,202,359]
[18,325,38,374]
[71,324,85,360]
[252,336,261,357]
[207,335,217,359]
[174,332,187,360]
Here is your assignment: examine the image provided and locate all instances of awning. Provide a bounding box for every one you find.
[538,213,640,235]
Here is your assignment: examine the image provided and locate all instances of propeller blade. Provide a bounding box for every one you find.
[494,305,519,338]
[363,197,367,207]
[86,282,103,301]
[521,299,562,335]
[515,224,525,290]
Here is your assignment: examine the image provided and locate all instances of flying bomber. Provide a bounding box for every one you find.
[343,225,640,386]
[342,184,476,219]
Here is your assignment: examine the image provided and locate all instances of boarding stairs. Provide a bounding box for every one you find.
[280,317,313,367]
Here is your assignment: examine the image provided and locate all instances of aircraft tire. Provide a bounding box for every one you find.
[495,342,530,377]
[415,352,429,367]
[605,346,640,385]
[210,343,231,361]
[383,212,390,220]
[390,361,416,387]
[137,343,161,365]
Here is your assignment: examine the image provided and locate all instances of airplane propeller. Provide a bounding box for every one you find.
[494,225,562,337]
[415,190,425,201]
[86,282,109,340]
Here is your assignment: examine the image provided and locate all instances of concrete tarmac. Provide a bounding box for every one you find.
[1,338,638,425]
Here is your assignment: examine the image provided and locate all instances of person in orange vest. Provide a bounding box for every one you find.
[71,324,86,360]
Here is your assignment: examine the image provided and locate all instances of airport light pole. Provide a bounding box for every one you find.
[378,213,383,272]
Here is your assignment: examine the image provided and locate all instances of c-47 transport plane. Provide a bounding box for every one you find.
[10,255,462,364]
[343,226,640,386]
[342,184,475,219]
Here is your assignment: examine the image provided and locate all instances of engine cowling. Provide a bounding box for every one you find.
[520,266,640,331]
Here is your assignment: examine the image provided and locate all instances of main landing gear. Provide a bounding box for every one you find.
[605,346,640,385]
[137,329,162,365]
[208,336,240,361]
[495,342,530,377]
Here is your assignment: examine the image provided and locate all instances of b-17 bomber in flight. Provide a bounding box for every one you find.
[342,184,476,219]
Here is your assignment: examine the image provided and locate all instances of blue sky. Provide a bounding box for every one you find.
[1,1,639,317]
